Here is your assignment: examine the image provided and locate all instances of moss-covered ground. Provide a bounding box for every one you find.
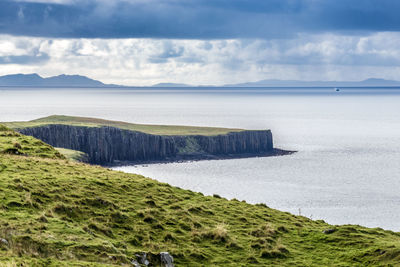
[0,125,400,266]
[3,115,244,136]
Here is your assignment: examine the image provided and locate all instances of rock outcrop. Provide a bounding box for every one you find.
[132,252,174,267]
[19,124,274,165]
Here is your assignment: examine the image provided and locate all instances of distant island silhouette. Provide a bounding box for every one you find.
[1,73,400,88]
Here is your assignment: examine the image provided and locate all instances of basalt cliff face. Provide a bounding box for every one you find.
[18,124,273,165]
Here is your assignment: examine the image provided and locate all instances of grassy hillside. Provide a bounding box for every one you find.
[0,125,400,266]
[3,115,244,136]
[0,124,64,159]
[55,148,88,163]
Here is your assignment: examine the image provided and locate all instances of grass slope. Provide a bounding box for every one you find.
[55,148,88,163]
[0,125,400,266]
[3,115,244,136]
[0,125,64,159]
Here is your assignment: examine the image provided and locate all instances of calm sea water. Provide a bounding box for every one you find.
[1,87,400,230]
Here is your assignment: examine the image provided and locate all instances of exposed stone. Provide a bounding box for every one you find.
[133,252,174,267]
[136,252,150,266]
[131,259,140,267]
[160,252,174,267]
[323,229,336,234]
[19,125,274,165]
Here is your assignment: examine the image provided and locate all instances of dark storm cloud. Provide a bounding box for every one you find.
[1,0,400,39]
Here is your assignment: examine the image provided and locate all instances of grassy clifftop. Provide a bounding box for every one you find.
[0,126,400,266]
[3,115,244,136]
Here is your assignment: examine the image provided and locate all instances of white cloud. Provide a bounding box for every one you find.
[0,33,400,85]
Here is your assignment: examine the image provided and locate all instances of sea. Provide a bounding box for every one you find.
[1,87,400,231]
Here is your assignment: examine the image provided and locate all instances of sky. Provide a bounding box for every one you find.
[1,0,400,85]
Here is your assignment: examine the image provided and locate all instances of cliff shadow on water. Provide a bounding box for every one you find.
[18,124,292,165]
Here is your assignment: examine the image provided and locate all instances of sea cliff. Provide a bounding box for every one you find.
[18,124,274,165]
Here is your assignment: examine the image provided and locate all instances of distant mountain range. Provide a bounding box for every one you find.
[0,73,118,87]
[1,73,400,88]
[222,78,400,87]
[152,78,400,87]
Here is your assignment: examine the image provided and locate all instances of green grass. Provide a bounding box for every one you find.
[3,115,244,136]
[0,125,400,266]
[55,148,88,162]
[0,126,64,159]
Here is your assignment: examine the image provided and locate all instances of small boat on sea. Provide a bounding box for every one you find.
[335,88,340,92]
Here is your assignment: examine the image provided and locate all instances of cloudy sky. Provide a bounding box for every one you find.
[1,0,400,85]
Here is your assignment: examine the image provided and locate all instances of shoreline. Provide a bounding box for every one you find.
[105,148,296,167]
